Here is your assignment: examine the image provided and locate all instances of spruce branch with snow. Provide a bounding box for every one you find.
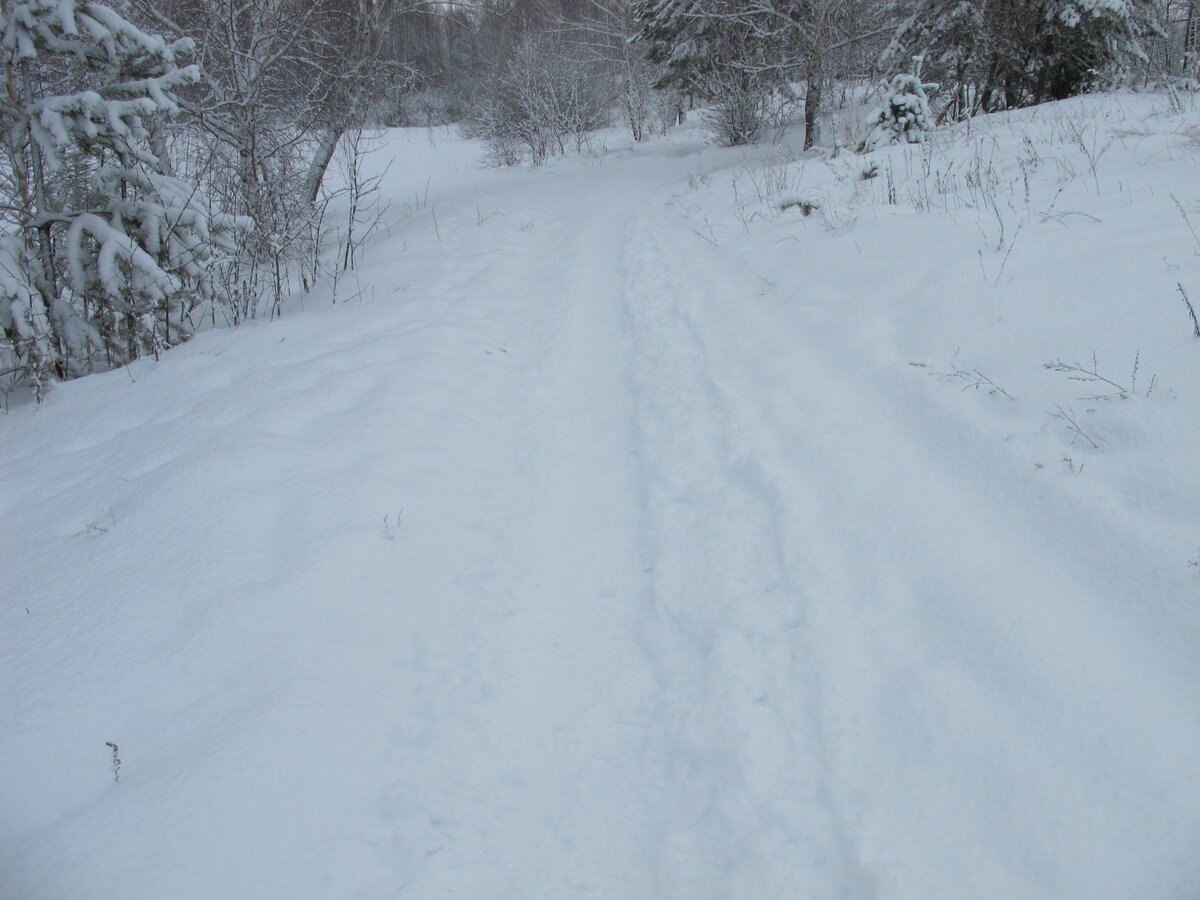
[0,0,243,393]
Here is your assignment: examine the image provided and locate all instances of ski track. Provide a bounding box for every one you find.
[622,213,868,899]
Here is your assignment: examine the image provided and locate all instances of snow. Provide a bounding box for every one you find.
[3,95,1200,898]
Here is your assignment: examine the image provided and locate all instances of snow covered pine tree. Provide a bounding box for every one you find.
[0,0,243,396]
[858,71,936,152]
[881,0,1154,116]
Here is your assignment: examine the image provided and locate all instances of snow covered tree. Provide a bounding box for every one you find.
[881,0,1156,116]
[467,31,610,165]
[1136,0,1200,79]
[858,70,935,150]
[136,0,340,321]
[635,0,897,147]
[1031,0,1157,97]
[635,0,795,144]
[0,0,243,393]
[133,0,417,320]
[546,0,678,142]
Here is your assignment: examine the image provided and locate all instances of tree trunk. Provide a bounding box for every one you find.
[804,49,823,151]
[304,127,343,205]
[148,122,175,177]
[1185,0,1199,76]
[20,64,59,336]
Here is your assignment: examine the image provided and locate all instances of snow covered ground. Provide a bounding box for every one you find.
[3,93,1200,899]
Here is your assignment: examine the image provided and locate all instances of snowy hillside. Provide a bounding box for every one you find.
[3,93,1200,899]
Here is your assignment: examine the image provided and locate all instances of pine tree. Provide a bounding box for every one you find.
[0,0,243,394]
[858,70,935,150]
[882,0,1154,117]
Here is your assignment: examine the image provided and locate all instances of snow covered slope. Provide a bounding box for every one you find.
[2,95,1200,899]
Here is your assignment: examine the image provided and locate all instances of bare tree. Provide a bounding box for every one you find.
[1142,0,1200,79]
[548,0,677,140]
[129,0,418,319]
[467,30,610,164]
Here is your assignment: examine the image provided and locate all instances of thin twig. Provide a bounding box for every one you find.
[947,367,1014,399]
[1044,353,1129,397]
[1178,283,1200,338]
[1173,195,1200,251]
[1052,405,1099,448]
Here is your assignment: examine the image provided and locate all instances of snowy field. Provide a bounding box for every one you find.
[3,93,1200,898]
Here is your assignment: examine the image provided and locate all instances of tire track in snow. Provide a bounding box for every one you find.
[621,214,869,899]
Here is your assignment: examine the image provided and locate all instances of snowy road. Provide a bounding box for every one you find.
[3,105,1200,899]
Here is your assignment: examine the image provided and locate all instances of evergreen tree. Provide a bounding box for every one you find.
[858,70,935,150]
[0,0,242,394]
[882,0,1154,115]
